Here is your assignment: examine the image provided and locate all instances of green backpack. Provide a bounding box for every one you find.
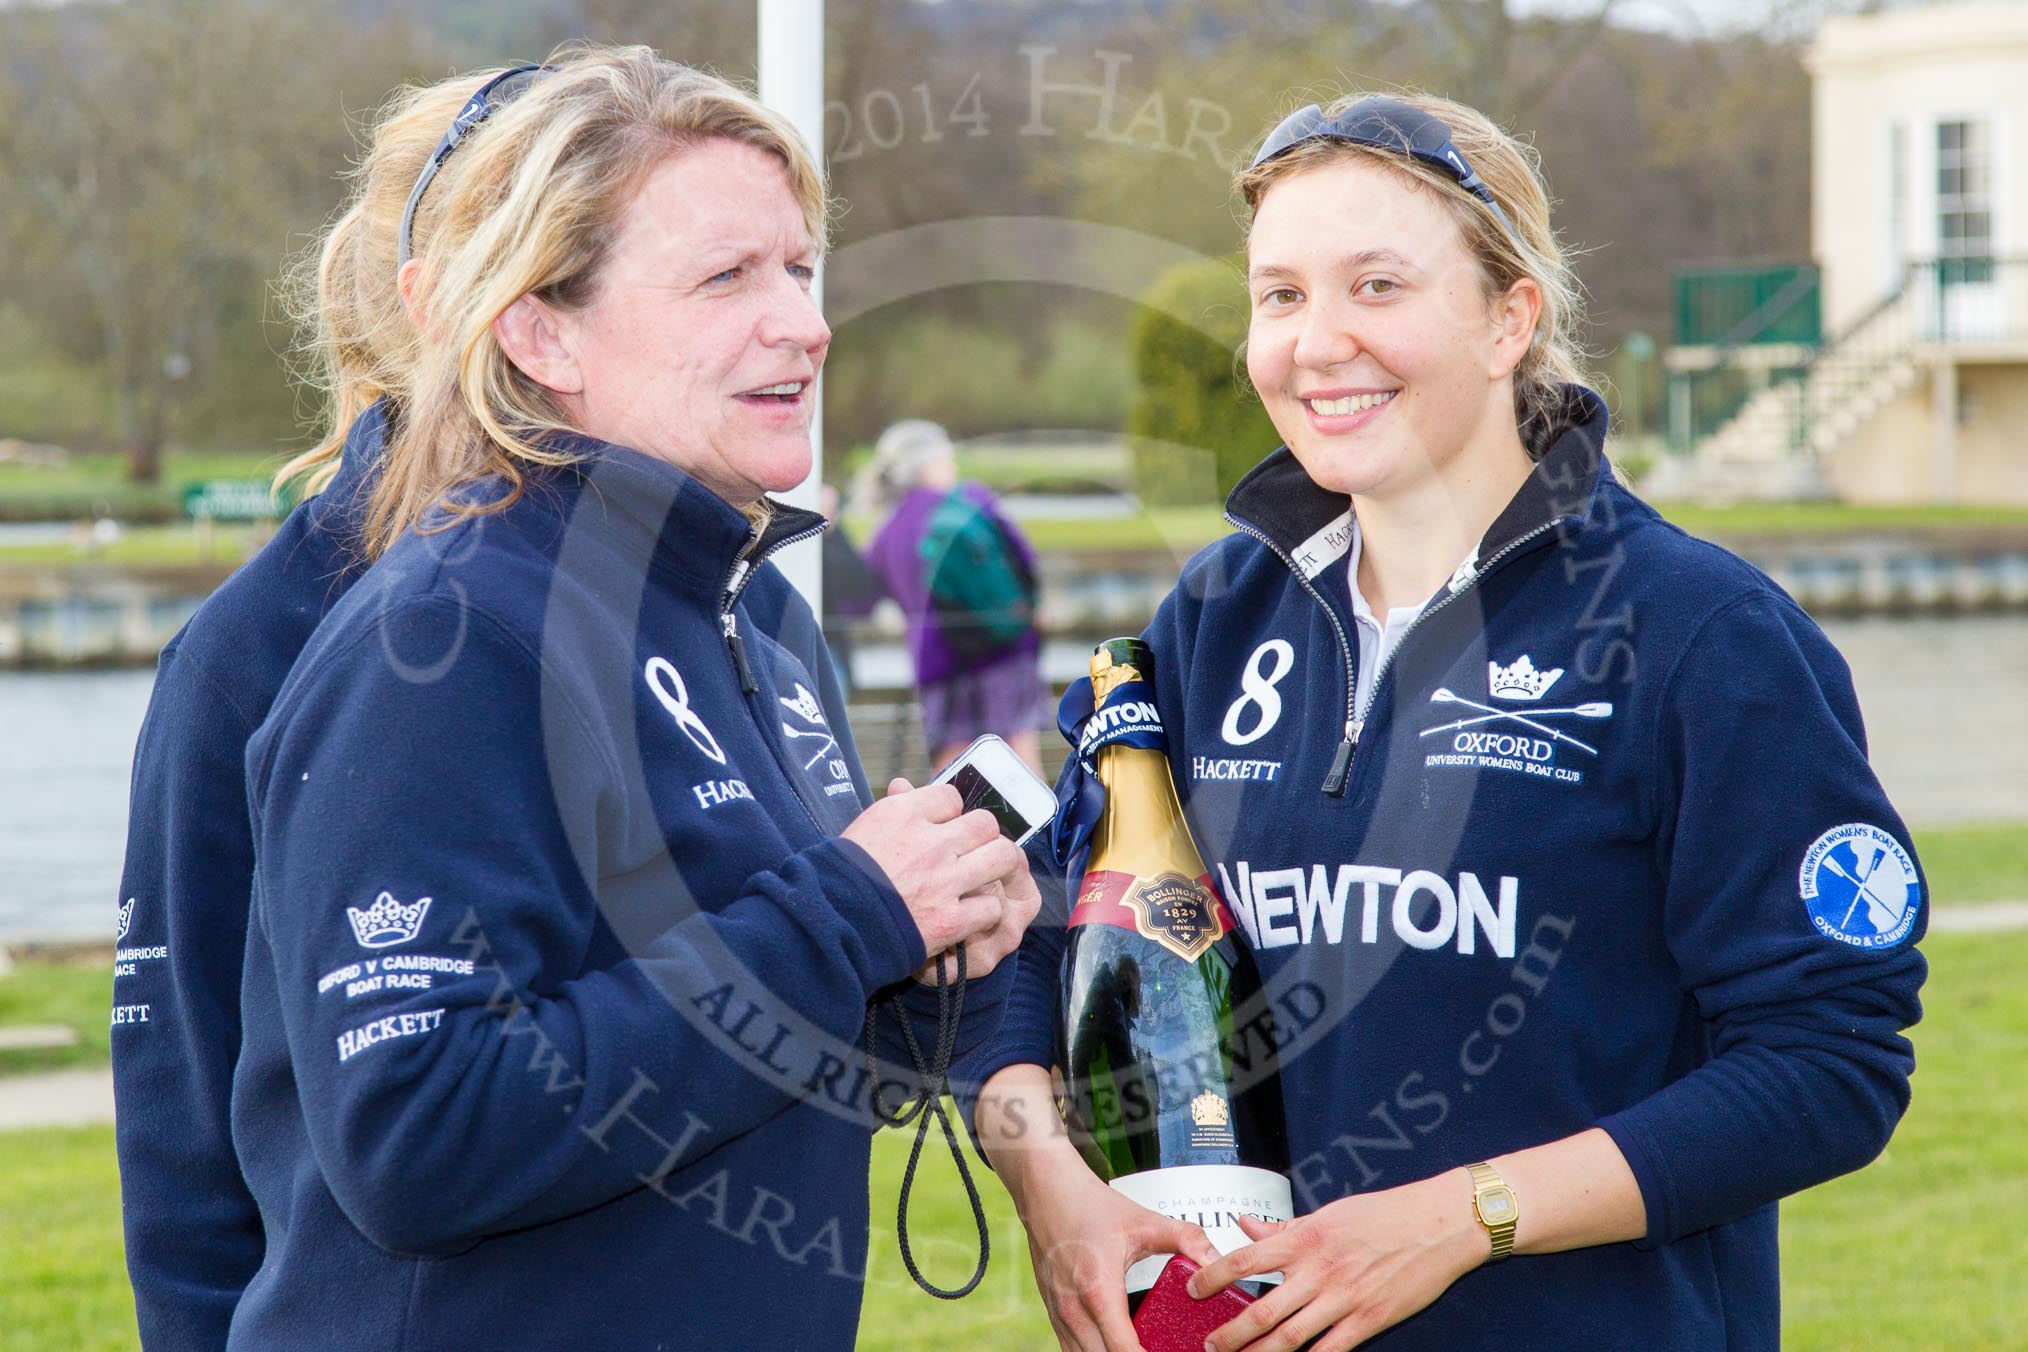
[918,488,1038,659]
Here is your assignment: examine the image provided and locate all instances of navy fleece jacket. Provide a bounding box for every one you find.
[978,387,1925,1350]
[112,402,383,1350]
[230,441,1007,1350]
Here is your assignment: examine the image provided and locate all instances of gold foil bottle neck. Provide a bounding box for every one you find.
[1091,637,1152,700]
[1083,637,1207,885]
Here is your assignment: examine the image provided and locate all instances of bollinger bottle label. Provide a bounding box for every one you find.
[1109,1165,1292,1292]
[1069,868,1237,963]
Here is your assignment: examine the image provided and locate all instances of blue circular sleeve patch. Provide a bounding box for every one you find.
[1799,823,1921,949]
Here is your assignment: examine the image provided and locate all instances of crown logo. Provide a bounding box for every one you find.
[1190,1090,1230,1128]
[778,682,826,726]
[346,892,432,950]
[1488,655,1563,702]
[116,897,135,943]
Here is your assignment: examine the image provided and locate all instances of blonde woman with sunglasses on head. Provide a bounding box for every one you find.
[970,92,1926,1352]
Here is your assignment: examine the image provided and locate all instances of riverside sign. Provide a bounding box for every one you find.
[182,479,283,522]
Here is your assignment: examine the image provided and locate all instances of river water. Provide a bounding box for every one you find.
[3,615,2024,943]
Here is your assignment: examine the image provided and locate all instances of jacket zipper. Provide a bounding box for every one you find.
[1224,515,1361,795]
[719,547,760,692]
[722,611,758,693]
[1341,520,1562,779]
[1229,513,1564,796]
[718,521,826,691]
[717,519,831,828]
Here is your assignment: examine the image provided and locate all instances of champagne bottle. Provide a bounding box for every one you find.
[1058,637,1292,1301]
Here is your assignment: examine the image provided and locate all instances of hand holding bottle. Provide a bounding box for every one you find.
[1190,1128,1646,1351]
[1186,1174,1483,1352]
[981,1065,1221,1352]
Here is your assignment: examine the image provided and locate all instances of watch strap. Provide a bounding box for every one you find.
[1466,1160,1517,1262]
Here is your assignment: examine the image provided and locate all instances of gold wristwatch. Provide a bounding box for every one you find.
[1466,1161,1518,1261]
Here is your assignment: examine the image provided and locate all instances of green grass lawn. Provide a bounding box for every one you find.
[879,495,2028,559]
[1780,928,2028,1351]
[0,449,289,525]
[1006,506,1232,555]
[0,450,282,494]
[3,929,2021,1349]
[0,952,111,1077]
[837,505,1230,557]
[0,523,265,568]
[13,497,2020,567]
[859,1116,1056,1350]
[953,443,1132,492]
[1,820,2019,1345]
[0,1112,1057,1352]
[0,1124,135,1352]
[1653,500,2028,538]
[1915,821,2028,905]
[13,441,2028,566]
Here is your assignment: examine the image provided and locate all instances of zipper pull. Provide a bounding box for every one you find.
[722,527,759,606]
[723,612,758,693]
[1322,717,1359,796]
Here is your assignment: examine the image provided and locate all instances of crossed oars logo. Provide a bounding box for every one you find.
[1822,847,1905,933]
[1419,688,1614,756]
[778,682,839,770]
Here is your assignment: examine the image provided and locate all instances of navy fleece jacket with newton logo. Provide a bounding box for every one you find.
[113,402,382,1351]
[232,442,1006,1350]
[979,387,1925,1351]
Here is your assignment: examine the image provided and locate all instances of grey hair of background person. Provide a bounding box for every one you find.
[849,418,956,519]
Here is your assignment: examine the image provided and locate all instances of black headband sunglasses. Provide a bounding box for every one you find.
[398,63,556,269]
[1250,97,1518,243]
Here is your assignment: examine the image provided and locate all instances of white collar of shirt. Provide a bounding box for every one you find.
[1345,515,1480,713]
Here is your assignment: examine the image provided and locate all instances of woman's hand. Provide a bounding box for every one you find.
[1191,1170,1486,1352]
[1008,1142,1221,1350]
[842,777,1029,966]
[979,1065,1219,1348]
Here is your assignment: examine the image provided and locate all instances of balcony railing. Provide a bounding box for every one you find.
[1670,257,2028,451]
[1674,263,1822,349]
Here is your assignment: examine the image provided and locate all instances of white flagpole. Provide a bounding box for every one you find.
[758,0,826,613]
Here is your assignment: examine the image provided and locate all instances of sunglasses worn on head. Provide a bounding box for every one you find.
[1249,97,1519,243]
[398,63,556,269]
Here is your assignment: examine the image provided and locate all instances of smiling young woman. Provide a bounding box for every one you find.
[1236,95,1584,625]
[970,90,1926,1352]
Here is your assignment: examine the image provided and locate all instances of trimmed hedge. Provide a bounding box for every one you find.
[1126,256,1279,506]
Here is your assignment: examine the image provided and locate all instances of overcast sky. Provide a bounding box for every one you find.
[0,0,1932,41]
[1506,0,1919,40]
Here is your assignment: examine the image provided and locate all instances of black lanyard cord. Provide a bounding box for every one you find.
[863,943,990,1299]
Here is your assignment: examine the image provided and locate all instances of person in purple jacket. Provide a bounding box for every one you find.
[855,418,1053,770]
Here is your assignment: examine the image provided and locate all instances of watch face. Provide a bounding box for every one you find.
[1479,1187,1517,1225]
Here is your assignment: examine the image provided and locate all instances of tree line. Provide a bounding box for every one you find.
[0,0,1906,483]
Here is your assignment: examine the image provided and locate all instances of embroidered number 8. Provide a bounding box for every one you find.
[1221,639,1295,746]
[646,657,727,765]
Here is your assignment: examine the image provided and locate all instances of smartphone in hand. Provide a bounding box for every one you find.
[930,734,1056,846]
